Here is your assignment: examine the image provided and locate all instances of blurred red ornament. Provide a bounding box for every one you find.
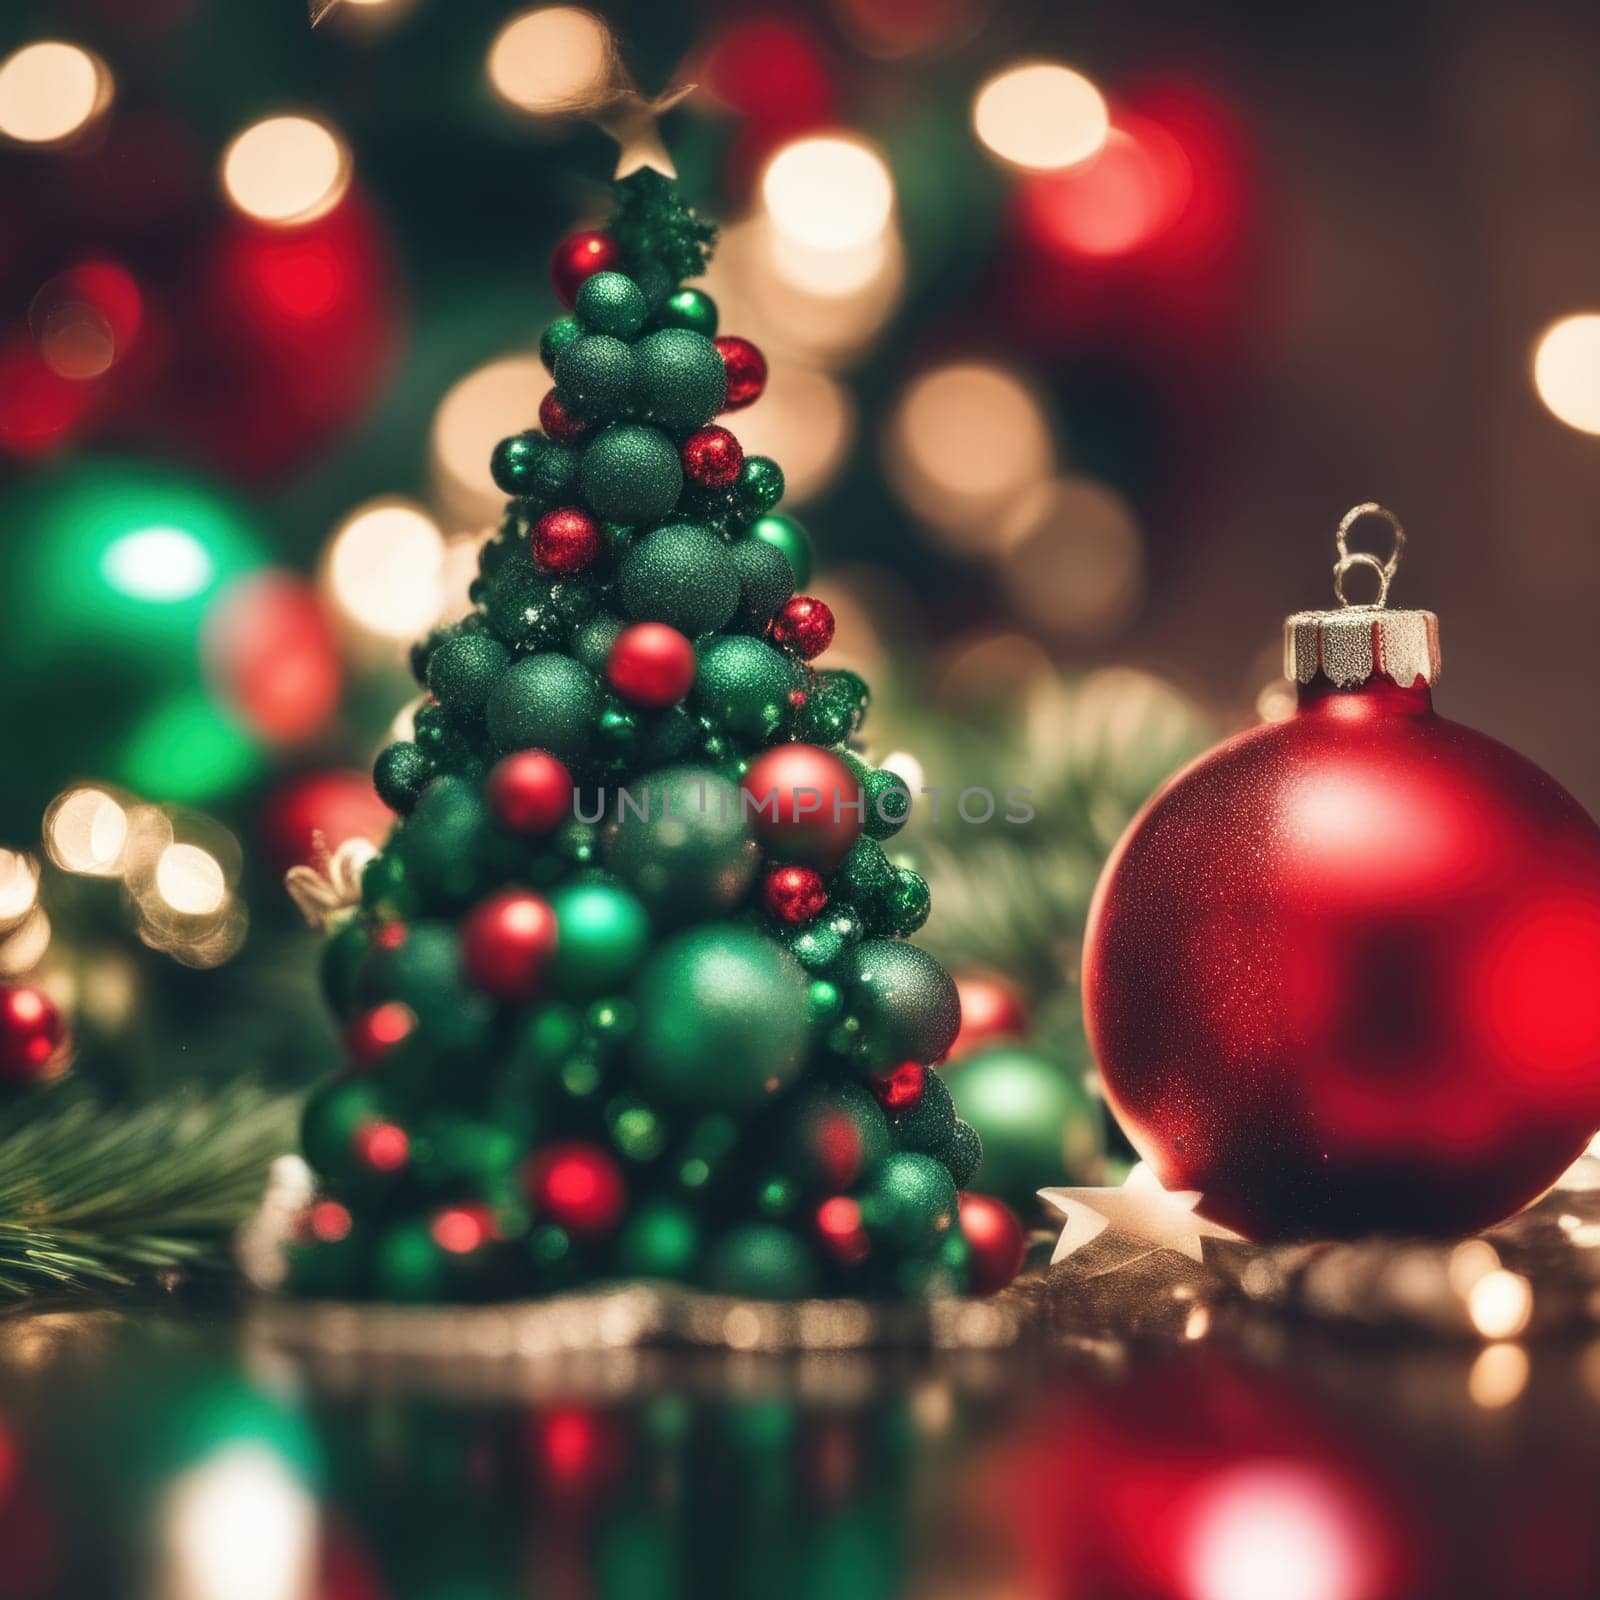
[298,1198,354,1245]
[431,1202,496,1254]
[259,770,392,874]
[741,743,863,870]
[532,507,601,574]
[549,230,621,308]
[815,1195,870,1265]
[771,595,835,660]
[957,1191,1026,1295]
[680,424,744,487]
[351,1119,409,1175]
[526,1141,626,1237]
[345,1002,416,1069]
[487,751,574,836]
[0,332,92,459]
[462,890,557,1002]
[762,863,828,924]
[715,336,767,410]
[0,987,67,1085]
[949,971,1029,1060]
[605,622,696,709]
[204,571,342,744]
[1087,669,1600,1242]
[870,1061,926,1114]
[538,388,589,444]
[700,18,836,189]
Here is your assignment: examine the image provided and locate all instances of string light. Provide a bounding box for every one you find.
[45,787,130,877]
[323,499,446,643]
[1532,313,1600,435]
[487,7,613,116]
[102,527,216,603]
[0,41,110,146]
[221,116,351,227]
[973,61,1109,172]
[430,355,543,529]
[761,136,895,253]
[155,843,228,917]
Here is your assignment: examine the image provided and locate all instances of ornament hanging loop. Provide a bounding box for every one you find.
[1332,502,1405,608]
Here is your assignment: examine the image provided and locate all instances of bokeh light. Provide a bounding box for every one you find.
[1469,1342,1530,1408]
[727,365,854,503]
[973,61,1109,172]
[102,527,216,603]
[155,843,228,917]
[0,852,40,928]
[487,7,614,116]
[221,116,351,227]
[761,136,895,253]
[1467,1268,1533,1339]
[1532,313,1600,435]
[0,42,110,146]
[0,909,51,977]
[430,355,543,529]
[323,499,446,643]
[45,787,130,877]
[885,363,1054,549]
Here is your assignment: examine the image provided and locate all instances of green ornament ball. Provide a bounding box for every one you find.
[843,940,960,1066]
[692,636,799,741]
[571,613,626,674]
[301,1078,384,1178]
[579,425,683,525]
[392,779,492,906]
[867,1152,958,1250]
[617,1201,701,1279]
[321,918,370,1012]
[632,328,727,430]
[548,880,650,997]
[890,1066,955,1155]
[887,868,930,936]
[946,1045,1100,1213]
[575,271,648,339]
[554,333,638,421]
[485,652,599,761]
[737,456,785,518]
[864,767,912,840]
[704,1223,818,1299]
[836,837,896,927]
[728,535,796,632]
[540,315,583,372]
[945,1118,983,1188]
[490,431,546,496]
[426,633,509,723]
[619,521,739,637]
[655,287,718,337]
[603,766,758,919]
[632,924,811,1110]
[749,513,813,587]
[530,441,580,501]
[374,740,429,815]
[784,1079,891,1192]
[372,1220,448,1302]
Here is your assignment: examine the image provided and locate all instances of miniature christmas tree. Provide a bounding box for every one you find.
[291,174,999,1304]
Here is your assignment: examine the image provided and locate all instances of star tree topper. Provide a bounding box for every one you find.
[1040,1163,1245,1265]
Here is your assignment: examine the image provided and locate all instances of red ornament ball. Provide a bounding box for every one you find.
[870,1061,927,1115]
[680,425,744,488]
[549,230,622,308]
[1086,675,1600,1242]
[740,743,864,871]
[527,1141,626,1237]
[538,388,590,444]
[815,1196,870,1266]
[345,1001,416,1069]
[532,507,601,574]
[763,863,828,924]
[488,750,574,836]
[605,622,697,709]
[461,890,558,1002]
[352,1119,410,1174]
[0,986,66,1084]
[949,971,1030,1061]
[770,595,835,660]
[714,335,767,410]
[958,1191,1027,1295]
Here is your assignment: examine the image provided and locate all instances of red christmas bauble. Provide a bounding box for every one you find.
[680,425,744,487]
[532,507,601,574]
[770,595,835,660]
[949,971,1030,1061]
[605,623,697,709]
[487,751,574,836]
[461,890,558,1002]
[741,743,864,870]
[526,1141,626,1237]
[714,335,767,410]
[1086,675,1600,1242]
[351,1119,410,1175]
[345,1002,416,1069]
[958,1191,1027,1295]
[538,388,590,444]
[762,863,828,924]
[258,769,393,874]
[549,230,622,308]
[870,1061,926,1114]
[815,1195,870,1265]
[0,986,66,1083]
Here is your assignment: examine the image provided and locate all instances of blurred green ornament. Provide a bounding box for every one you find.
[784,1079,890,1191]
[619,521,739,636]
[704,1222,817,1298]
[749,512,813,587]
[728,534,796,632]
[617,1200,701,1278]
[374,739,429,814]
[321,918,370,1013]
[632,328,726,429]
[580,424,683,524]
[555,333,637,421]
[836,837,897,927]
[842,940,960,1066]
[486,652,599,761]
[890,1067,956,1156]
[373,1219,447,1302]
[946,1044,1099,1213]
[575,271,648,339]
[300,1078,384,1178]
[866,1152,957,1250]
[692,636,799,740]
[548,879,650,997]
[945,1118,982,1187]
[632,924,810,1109]
[655,287,718,337]
[392,777,492,905]
[604,766,757,918]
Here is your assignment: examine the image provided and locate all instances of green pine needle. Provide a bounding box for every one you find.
[611,170,717,281]
[0,1086,298,1300]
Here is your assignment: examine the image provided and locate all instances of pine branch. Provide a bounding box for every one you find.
[610,170,717,280]
[0,1086,299,1300]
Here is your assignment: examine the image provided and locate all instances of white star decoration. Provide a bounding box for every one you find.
[595,83,695,180]
[1040,1163,1245,1265]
